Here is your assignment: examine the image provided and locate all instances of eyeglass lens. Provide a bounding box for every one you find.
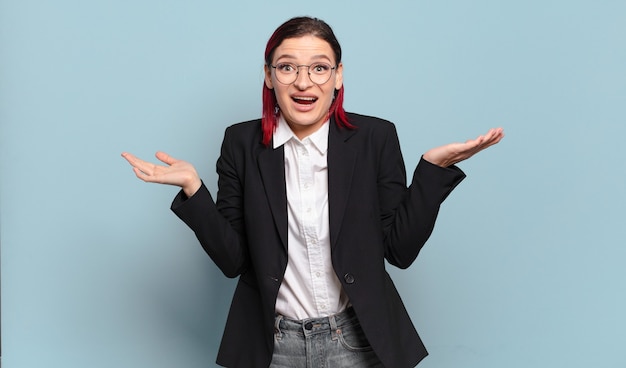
[272,63,334,85]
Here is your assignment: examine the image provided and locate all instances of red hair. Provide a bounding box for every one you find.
[261,17,354,146]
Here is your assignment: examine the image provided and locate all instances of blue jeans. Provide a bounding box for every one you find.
[269,307,384,368]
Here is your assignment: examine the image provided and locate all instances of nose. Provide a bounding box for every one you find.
[293,66,313,90]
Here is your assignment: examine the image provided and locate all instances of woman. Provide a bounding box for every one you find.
[122,16,503,368]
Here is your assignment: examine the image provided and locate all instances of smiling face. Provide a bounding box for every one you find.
[264,35,343,139]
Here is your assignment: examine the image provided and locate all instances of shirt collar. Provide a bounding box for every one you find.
[273,116,329,154]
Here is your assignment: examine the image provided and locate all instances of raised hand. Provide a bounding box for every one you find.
[422,127,504,168]
[121,151,202,197]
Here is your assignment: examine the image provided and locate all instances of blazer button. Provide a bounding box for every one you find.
[344,273,355,284]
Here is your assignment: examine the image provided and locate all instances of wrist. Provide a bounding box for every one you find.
[183,177,202,198]
[422,153,448,168]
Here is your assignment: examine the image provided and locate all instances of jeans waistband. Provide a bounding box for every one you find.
[275,307,358,335]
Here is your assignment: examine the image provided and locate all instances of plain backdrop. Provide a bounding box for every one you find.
[1,1,625,367]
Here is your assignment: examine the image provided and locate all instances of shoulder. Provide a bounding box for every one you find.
[346,112,396,132]
[221,118,263,145]
[343,112,399,142]
[224,118,262,135]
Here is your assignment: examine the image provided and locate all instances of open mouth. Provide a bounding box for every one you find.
[292,96,317,105]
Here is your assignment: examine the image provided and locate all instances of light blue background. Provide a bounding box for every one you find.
[2,1,625,367]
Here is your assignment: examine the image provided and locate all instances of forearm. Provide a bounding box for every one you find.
[384,158,466,268]
[171,183,249,278]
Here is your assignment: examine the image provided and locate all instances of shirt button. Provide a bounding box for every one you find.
[344,273,355,284]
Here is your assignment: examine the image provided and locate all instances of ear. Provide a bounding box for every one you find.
[264,64,274,89]
[334,62,343,90]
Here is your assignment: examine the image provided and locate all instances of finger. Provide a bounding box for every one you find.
[474,128,502,143]
[486,128,502,142]
[488,127,504,138]
[475,129,504,151]
[155,151,179,166]
[483,128,504,144]
[121,152,138,165]
[464,135,485,149]
[481,128,499,142]
[122,152,152,172]
[462,131,496,154]
[132,166,157,183]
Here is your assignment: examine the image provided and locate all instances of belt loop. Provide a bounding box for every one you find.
[274,315,284,341]
[329,314,340,341]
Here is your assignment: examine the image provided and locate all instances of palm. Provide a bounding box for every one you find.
[423,128,504,167]
[121,151,201,197]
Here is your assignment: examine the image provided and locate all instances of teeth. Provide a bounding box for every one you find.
[293,97,316,101]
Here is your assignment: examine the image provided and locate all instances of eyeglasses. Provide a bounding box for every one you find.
[270,62,337,85]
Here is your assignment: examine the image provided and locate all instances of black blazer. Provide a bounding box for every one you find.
[172,113,465,367]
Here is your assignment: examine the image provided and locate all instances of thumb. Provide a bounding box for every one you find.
[155,151,178,166]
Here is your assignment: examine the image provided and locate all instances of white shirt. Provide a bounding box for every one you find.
[272,117,350,320]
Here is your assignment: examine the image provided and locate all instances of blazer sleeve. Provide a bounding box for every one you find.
[378,124,466,269]
[170,127,249,278]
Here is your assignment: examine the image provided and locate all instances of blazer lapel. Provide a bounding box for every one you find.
[258,144,288,252]
[327,120,358,249]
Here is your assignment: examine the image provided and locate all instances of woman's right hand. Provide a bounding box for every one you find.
[121,151,202,197]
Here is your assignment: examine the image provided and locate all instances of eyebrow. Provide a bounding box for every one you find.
[274,54,333,63]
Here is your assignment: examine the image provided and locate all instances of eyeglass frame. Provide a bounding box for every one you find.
[269,62,338,85]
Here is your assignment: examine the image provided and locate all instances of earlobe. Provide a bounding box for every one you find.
[334,62,344,90]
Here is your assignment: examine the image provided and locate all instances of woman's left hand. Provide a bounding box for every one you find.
[422,127,504,167]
